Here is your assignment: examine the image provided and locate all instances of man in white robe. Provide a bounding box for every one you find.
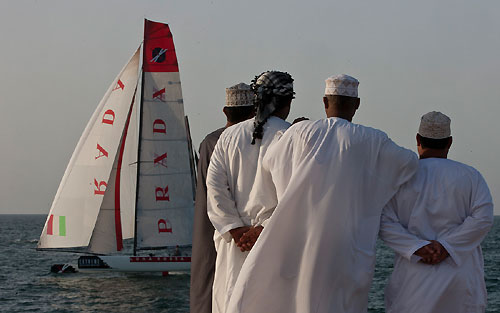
[227,74,419,313]
[379,111,494,313]
[206,71,295,313]
[190,83,255,313]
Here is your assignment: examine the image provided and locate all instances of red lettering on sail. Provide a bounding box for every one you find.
[94,179,107,195]
[153,88,165,101]
[153,119,166,134]
[95,143,109,160]
[102,110,115,125]
[155,186,170,201]
[158,219,172,233]
[113,79,124,91]
[154,153,167,168]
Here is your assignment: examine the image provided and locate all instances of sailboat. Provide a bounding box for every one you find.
[37,19,196,272]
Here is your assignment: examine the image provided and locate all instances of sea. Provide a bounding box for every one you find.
[0,215,498,313]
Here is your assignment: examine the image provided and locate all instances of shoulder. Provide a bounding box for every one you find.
[199,127,225,152]
[218,119,253,141]
[286,118,389,143]
[266,116,291,131]
[201,127,224,145]
[348,122,389,141]
[422,158,477,173]
[420,158,486,184]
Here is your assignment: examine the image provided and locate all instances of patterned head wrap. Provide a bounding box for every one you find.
[250,71,294,144]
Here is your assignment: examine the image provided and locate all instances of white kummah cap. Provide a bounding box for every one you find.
[225,83,254,107]
[325,74,359,97]
[418,111,451,139]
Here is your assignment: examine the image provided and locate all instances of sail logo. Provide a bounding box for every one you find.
[112,79,125,91]
[153,119,166,134]
[155,186,170,201]
[47,215,66,236]
[154,153,167,168]
[158,219,172,233]
[150,48,167,63]
[95,143,109,160]
[152,88,166,101]
[94,179,108,195]
[102,110,116,125]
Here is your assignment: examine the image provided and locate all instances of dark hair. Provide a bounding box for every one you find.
[251,95,292,144]
[325,95,359,107]
[224,106,255,123]
[417,134,451,149]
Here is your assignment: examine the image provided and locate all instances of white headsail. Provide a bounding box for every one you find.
[87,87,138,254]
[38,49,140,249]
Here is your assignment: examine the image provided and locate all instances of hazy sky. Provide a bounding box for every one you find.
[1,0,499,215]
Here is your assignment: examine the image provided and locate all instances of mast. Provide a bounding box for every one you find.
[185,116,197,199]
[133,64,145,256]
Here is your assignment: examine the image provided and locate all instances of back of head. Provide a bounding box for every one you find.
[251,71,294,144]
[324,74,360,120]
[224,83,255,124]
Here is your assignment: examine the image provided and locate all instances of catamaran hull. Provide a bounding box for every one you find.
[78,255,190,272]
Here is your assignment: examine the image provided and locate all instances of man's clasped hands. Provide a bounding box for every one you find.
[414,240,450,265]
[229,226,264,252]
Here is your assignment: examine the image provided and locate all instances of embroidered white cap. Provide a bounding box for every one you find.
[325,74,359,97]
[225,83,254,107]
[418,111,451,139]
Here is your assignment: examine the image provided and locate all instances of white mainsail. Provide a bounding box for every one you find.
[38,49,140,249]
[135,21,194,250]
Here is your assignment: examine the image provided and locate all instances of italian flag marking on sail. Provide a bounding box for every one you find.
[47,215,66,236]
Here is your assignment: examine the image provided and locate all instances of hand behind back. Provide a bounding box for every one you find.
[414,240,449,265]
[237,226,264,252]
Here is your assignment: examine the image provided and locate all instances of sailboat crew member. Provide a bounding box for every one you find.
[379,111,494,313]
[190,83,255,313]
[206,71,295,313]
[227,74,419,313]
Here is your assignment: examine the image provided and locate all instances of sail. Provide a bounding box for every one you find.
[87,89,138,254]
[135,20,194,250]
[119,92,139,241]
[38,49,140,249]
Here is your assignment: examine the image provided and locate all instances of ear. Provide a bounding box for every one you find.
[354,98,360,110]
[323,96,329,110]
[416,134,421,147]
[447,136,453,149]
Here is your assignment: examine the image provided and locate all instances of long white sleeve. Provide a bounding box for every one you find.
[380,198,431,262]
[206,139,243,242]
[437,175,494,266]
